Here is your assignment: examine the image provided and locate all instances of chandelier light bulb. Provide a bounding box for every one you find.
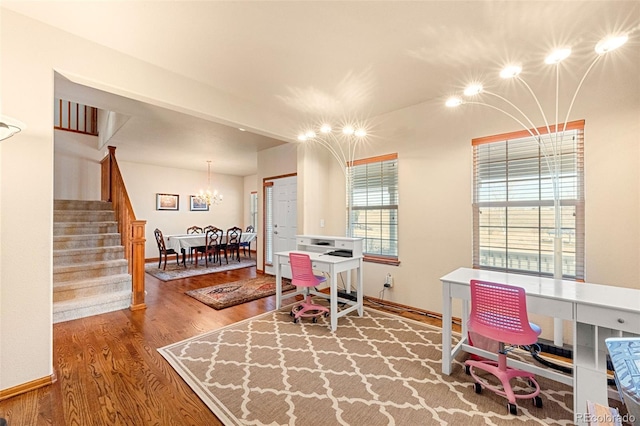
[545,48,571,64]
[320,124,332,133]
[297,133,307,141]
[354,128,367,137]
[445,97,463,107]
[342,125,355,135]
[595,34,628,54]
[500,65,522,79]
[463,84,483,96]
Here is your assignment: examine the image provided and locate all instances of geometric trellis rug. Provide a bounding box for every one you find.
[158,307,575,425]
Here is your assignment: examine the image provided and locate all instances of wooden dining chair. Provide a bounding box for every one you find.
[195,228,223,267]
[225,227,243,263]
[154,228,179,270]
[240,225,254,258]
[186,225,203,263]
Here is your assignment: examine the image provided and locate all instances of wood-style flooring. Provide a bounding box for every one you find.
[0,266,446,426]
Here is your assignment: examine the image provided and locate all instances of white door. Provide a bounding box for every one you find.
[265,176,297,276]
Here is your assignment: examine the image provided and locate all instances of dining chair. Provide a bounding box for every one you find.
[186,225,203,263]
[154,228,180,270]
[288,252,330,323]
[240,225,255,258]
[225,227,242,263]
[195,228,223,267]
[464,279,543,415]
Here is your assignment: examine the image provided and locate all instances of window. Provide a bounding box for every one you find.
[350,153,399,264]
[264,183,273,265]
[249,192,258,231]
[472,120,584,279]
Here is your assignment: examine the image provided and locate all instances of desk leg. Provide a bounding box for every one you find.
[275,258,282,310]
[442,281,453,375]
[330,264,338,332]
[357,258,363,316]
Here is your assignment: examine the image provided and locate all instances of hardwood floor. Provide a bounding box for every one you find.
[0,267,445,426]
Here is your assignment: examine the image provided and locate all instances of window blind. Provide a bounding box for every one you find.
[350,153,399,259]
[472,120,584,279]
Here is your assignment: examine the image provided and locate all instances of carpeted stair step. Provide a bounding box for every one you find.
[54,221,118,236]
[54,233,122,250]
[54,199,113,211]
[53,290,131,324]
[54,209,115,223]
[54,259,129,283]
[53,274,132,302]
[54,246,126,265]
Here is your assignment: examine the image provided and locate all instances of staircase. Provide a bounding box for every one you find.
[53,200,132,323]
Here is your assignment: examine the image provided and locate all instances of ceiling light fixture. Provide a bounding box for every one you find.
[0,116,25,141]
[196,160,223,206]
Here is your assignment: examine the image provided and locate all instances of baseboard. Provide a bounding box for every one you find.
[0,373,56,401]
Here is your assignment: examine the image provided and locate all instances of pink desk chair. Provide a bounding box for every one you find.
[288,253,330,324]
[464,279,543,415]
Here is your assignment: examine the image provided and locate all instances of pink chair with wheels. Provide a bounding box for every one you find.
[464,279,543,415]
[288,253,330,323]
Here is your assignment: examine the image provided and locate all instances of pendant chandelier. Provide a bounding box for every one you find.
[196,160,223,206]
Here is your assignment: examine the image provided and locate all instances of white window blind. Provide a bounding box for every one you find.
[250,192,258,231]
[472,120,584,279]
[350,154,399,260]
[264,184,273,265]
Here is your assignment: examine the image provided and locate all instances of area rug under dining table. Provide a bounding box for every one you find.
[145,258,256,281]
[158,307,574,425]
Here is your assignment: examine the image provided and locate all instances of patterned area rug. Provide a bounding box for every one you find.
[185,276,296,310]
[158,307,574,425]
[145,258,256,281]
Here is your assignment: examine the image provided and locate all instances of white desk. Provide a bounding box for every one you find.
[274,250,363,332]
[441,267,640,424]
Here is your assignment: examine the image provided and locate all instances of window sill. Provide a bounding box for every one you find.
[364,255,400,266]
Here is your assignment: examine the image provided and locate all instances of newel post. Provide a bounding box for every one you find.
[130,220,147,311]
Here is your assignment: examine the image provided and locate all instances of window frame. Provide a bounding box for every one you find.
[472,120,585,280]
[349,153,400,265]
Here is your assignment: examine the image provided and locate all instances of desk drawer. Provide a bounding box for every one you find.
[576,304,640,334]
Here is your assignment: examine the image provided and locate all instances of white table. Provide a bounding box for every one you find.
[441,267,640,424]
[165,233,257,265]
[274,250,363,332]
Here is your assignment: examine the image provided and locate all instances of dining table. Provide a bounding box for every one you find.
[164,232,257,267]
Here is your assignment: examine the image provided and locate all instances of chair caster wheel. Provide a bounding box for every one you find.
[312,316,318,323]
[533,396,543,408]
[473,382,482,394]
[324,312,330,317]
[508,403,518,415]
[465,365,471,375]
[293,317,299,324]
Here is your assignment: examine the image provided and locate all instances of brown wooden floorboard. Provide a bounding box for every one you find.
[0,266,446,426]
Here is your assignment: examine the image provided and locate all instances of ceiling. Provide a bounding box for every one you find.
[3,1,639,175]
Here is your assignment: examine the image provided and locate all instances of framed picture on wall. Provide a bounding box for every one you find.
[190,195,209,211]
[156,193,179,210]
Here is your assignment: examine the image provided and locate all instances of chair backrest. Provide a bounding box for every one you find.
[289,252,326,288]
[154,228,167,252]
[227,227,242,244]
[187,226,203,234]
[468,280,539,346]
[205,229,221,247]
[203,225,216,234]
[246,225,255,233]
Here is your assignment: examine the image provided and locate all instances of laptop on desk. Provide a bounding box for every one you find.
[327,249,353,257]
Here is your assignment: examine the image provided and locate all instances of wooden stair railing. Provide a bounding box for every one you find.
[101,146,147,311]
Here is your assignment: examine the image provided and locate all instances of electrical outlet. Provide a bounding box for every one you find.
[385,273,393,287]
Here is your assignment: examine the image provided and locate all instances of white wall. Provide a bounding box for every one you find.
[0,9,291,392]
